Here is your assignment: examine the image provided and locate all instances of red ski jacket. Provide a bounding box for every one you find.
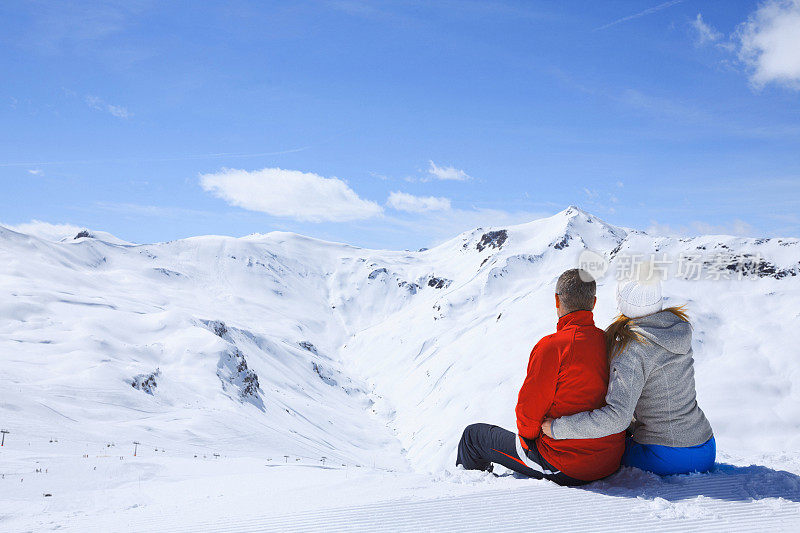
[516,310,625,481]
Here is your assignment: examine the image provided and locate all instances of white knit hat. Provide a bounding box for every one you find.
[616,261,663,319]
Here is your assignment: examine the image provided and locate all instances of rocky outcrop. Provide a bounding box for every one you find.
[427,277,451,289]
[217,348,264,410]
[131,369,160,395]
[476,230,508,252]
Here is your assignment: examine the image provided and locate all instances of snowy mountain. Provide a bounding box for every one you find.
[2,206,799,473]
[2,207,800,530]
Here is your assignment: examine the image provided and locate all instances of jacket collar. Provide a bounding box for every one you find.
[557,309,595,331]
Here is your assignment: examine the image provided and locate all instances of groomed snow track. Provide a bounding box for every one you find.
[118,474,800,533]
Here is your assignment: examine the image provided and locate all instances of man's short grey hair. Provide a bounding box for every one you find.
[556,268,596,313]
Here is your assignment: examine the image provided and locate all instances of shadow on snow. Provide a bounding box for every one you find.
[499,463,800,503]
[579,463,800,503]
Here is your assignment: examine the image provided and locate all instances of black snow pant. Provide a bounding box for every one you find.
[456,423,586,486]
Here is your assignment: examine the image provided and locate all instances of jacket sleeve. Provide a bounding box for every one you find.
[515,340,559,440]
[550,348,645,440]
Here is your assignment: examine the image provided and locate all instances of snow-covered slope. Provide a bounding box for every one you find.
[1,206,799,475]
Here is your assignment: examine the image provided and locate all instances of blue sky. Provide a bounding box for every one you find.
[2,0,799,249]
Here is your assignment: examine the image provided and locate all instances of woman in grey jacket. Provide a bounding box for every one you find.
[542,275,715,476]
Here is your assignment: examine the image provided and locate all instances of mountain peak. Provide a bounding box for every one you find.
[558,205,597,222]
[562,204,586,216]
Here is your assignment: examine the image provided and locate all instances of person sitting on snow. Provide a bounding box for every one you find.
[541,269,715,476]
[456,268,625,485]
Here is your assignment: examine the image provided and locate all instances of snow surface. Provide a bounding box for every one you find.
[1,206,799,531]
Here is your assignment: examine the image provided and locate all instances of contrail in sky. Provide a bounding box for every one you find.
[594,0,685,31]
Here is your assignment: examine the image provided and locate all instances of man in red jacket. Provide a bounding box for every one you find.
[456,269,625,485]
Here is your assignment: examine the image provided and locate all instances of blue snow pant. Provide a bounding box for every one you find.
[456,423,584,486]
[622,436,716,476]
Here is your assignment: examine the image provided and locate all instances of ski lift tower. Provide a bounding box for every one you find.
[0,429,8,446]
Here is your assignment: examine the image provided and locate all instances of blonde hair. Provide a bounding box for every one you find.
[605,306,690,360]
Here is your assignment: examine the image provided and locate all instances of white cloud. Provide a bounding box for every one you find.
[386,191,451,213]
[646,219,755,237]
[692,13,723,44]
[95,201,215,219]
[692,219,755,236]
[4,220,84,241]
[645,221,681,236]
[27,169,43,175]
[85,95,131,118]
[369,171,391,181]
[383,207,548,247]
[427,161,473,181]
[737,0,800,89]
[581,186,622,217]
[199,167,383,223]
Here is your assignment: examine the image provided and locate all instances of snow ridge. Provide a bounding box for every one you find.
[1,207,799,472]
